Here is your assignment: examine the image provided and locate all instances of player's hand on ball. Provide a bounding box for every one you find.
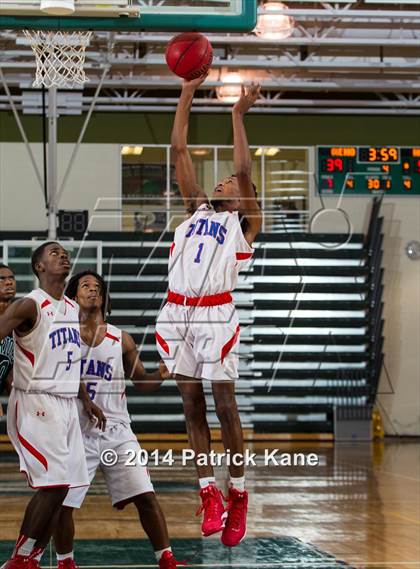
[233,82,261,115]
[182,70,210,92]
[85,401,107,431]
[159,359,172,380]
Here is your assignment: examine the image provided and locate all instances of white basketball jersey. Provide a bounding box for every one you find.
[79,324,130,433]
[13,288,81,398]
[169,203,254,297]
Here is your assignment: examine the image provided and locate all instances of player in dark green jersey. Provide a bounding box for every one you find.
[0,263,16,415]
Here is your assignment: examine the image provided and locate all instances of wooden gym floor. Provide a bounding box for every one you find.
[0,437,419,568]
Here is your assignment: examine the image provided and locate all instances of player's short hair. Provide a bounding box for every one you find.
[0,263,13,273]
[65,270,111,318]
[31,241,60,277]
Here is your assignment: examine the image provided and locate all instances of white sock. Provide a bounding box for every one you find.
[199,476,216,489]
[155,547,172,561]
[230,476,245,492]
[57,552,74,561]
[16,537,36,557]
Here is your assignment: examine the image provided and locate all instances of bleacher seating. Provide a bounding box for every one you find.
[0,224,383,436]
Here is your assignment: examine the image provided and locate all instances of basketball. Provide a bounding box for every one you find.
[165,32,213,80]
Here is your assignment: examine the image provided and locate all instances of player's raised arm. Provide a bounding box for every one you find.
[122,331,170,393]
[232,83,263,245]
[0,297,37,341]
[171,75,209,215]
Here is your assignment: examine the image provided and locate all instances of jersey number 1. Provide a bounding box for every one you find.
[194,243,204,264]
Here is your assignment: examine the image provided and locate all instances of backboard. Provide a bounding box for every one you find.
[0,0,257,32]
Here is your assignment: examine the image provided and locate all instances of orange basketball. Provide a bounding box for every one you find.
[165,32,213,81]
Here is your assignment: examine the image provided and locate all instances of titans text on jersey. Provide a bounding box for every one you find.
[81,358,113,381]
[185,218,228,244]
[49,327,81,350]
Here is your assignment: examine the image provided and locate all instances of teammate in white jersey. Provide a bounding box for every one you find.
[0,242,97,569]
[155,77,262,547]
[53,271,183,569]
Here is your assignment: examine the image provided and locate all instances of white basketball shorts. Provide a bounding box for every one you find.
[155,302,240,381]
[63,423,154,509]
[7,388,89,489]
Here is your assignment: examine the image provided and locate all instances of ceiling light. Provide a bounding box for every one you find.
[255,147,280,156]
[121,146,143,156]
[41,0,75,16]
[255,1,295,40]
[216,72,243,103]
[191,149,211,156]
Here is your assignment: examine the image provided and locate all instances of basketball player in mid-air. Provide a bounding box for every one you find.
[0,264,16,417]
[0,242,95,569]
[155,76,261,547]
[53,271,183,569]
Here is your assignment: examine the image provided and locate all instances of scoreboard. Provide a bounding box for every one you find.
[317,146,420,195]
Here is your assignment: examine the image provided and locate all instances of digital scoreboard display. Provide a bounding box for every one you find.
[58,210,89,237]
[317,146,420,195]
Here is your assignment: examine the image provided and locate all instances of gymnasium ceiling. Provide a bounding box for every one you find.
[0,0,419,116]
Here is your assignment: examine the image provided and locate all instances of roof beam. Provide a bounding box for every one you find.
[257,7,420,20]
[3,94,420,108]
[2,55,420,72]
[2,73,418,92]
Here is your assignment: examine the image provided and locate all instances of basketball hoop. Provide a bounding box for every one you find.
[23,29,92,89]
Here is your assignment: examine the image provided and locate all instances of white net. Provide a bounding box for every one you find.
[23,29,92,89]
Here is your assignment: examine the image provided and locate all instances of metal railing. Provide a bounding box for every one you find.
[120,144,312,233]
[365,197,385,408]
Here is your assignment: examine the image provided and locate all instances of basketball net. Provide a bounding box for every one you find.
[23,30,92,89]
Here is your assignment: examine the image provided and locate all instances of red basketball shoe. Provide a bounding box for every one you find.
[196,484,226,537]
[57,559,79,569]
[158,551,186,568]
[1,536,43,569]
[1,556,38,568]
[221,487,248,547]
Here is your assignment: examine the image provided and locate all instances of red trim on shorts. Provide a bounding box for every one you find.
[236,252,253,260]
[221,324,240,363]
[20,468,85,490]
[170,242,175,257]
[15,341,35,367]
[15,402,48,471]
[105,331,120,343]
[167,290,232,307]
[155,331,169,355]
[20,469,70,489]
[40,299,52,309]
